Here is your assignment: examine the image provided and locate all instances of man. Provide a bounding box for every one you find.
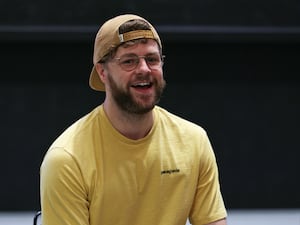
[40,14,227,225]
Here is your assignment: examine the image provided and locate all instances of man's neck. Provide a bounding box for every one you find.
[103,101,154,140]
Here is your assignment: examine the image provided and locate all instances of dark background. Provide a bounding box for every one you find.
[1,0,300,211]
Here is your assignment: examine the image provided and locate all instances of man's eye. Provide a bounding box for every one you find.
[146,57,160,64]
[121,58,136,65]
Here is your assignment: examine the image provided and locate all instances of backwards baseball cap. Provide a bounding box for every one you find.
[89,14,162,91]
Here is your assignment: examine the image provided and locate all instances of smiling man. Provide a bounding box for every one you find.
[40,14,227,225]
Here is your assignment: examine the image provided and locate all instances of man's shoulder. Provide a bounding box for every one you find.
[49,105,103,149]
[154,106,206,134]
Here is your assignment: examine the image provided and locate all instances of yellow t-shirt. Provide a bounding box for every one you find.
[40,105,226,225]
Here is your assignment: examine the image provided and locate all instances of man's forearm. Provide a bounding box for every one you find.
[205,218,227,225]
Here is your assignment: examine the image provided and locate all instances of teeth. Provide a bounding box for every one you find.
[133,82,150,87]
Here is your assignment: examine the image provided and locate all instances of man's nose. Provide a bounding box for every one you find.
[136,57,151,72]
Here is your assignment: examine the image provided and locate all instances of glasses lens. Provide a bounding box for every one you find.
[145,55,162,68]
[116,54,164,71]
[118,56,139,71]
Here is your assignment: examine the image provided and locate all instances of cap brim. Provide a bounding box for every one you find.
[89,66,105,91]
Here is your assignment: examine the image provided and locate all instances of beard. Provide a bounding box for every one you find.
[107,73,166,115]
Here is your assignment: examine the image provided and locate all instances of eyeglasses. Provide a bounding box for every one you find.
[112,54,165,71]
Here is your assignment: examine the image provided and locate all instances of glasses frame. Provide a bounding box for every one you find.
[111,54,165,72]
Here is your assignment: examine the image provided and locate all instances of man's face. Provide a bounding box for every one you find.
[104,39,166,114]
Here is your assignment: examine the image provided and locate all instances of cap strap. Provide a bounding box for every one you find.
[118,30,154,43]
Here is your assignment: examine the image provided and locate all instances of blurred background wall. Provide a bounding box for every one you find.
[0,0,299,211]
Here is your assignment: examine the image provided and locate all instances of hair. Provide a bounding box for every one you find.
[99,19,161,63]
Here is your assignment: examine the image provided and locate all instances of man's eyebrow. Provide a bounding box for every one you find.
[145,52,160,56]
[118,52,160,58]
[117,53,137,58]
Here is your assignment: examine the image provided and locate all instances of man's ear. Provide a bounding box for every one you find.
[95,63,107,84]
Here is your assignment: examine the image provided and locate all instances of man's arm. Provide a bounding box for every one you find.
[205,218,227,225]
[40,148,90,225]
[189,133,227,225]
